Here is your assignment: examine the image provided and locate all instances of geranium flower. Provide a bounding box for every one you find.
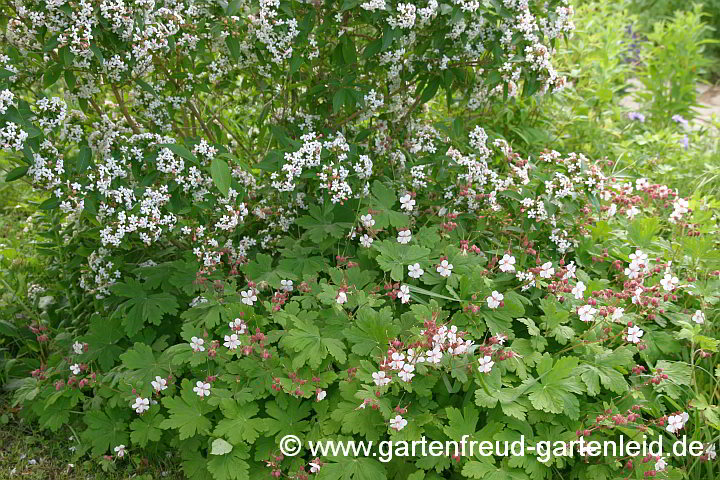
[477,355,494,373]
[399,194,415,211]
[436,259,453,277]
[389,415,407,431]
[241,289,257,306]
[131,397,149,414]
[498,254,516,272]
[626,325,644,344]
[397,229,411,244]
[486,291,503,309]
[398,285,411,304]
[190,336,205,352]
[151,376,168,392]
[372,371,391,386]
[223,334,241,350]
[193,381,211,397]
[408,263,424,278]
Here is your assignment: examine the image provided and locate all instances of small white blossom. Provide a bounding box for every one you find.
[241,289,257,306]
[131,397,150,414]
[399,194,416,211]
[398,285,411,304]
[190,336,205,352]
[477,355,494,373]
[408,263,424,278]
[193,381,211,397]
[151,376,168,392]
[486,291,503,309]
[436,259,453,277]
[389,415,408,431]
[224,334,241,350]
[498,254,516,273]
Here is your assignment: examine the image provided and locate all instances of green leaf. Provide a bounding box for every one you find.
[211,157,232,197]
[82,409,129,456]
[111,279,179,336]
[296,203,352,243]
[157,143,199,163]
[344,307,400,356]
[420,77,441,104]
[80,315,125,371]
[207,444,250,480]
[316,457,386,480]
[160,388,215,440]
[210,438,234,455]
[280,316,347,369]
[5,166,28,182]
[374,240,430,282]
[526,356,584,419]
[214,400,267,444]
[368,181,408,228]
[120,342,170,385]
[130,410,165,447]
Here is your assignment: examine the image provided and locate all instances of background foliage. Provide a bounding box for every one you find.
[1,0,720,479]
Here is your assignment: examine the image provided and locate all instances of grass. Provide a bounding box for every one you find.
[0,396,185,480]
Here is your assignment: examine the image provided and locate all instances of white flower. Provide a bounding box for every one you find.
[398,285,411,304]
[578,304,597,322]
[436,259,453,277]
[360,234,373,247]
[666,412,689,433]
[399,194,416,211]
[72,342,84,355]
[114,445,126,458]
[336,291,348,304]
[193,381,211,397]
[309,462,321,473]
[241,289,257,306]
[498,254,516,273]
[426,347,443,364]
[360,214,375,228]
[131,397,150,414]
[706,443,716,460]
[397,229,412,244]
[612,307,625,322]
[571,281,586,300]
[408,263,424,278]
[372,371,391,386]
[389,352,405,370]
[280,279,293,292]
[478,355,494,373]
[486,291,504,309]
[224,334,241,350]
[540,262,554,279]
[692,310,705,324]
[398,363,415,382]
[655,457,667,471]
[316,390,327,401]
[626,206,640,219]
[660,273,679,292]
[389,415,407,431]
[151,376,168,392]
[229,318,247,333]
[626,326,644,344]
[494,333,506,345]
[190,336,205,352]
[69,364,81,375]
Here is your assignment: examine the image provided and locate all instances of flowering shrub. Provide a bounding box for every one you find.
[1,0,720,479]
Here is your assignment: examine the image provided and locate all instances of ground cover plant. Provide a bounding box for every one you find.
[1,0,720,479]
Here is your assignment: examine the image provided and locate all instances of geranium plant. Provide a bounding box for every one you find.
[1,0,719,479]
